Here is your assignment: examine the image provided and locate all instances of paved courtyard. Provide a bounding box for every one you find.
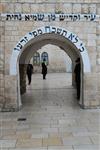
[0,73,100,150]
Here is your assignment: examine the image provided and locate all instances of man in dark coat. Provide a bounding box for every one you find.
[74,58,81,100]
[27,64,33,85]
[42,61,47,80]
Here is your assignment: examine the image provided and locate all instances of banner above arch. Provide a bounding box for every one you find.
[10,26,91,75]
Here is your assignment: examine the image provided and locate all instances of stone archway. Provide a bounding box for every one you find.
[10,26,91,109]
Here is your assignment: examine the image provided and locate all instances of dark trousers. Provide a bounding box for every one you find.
[43,74,46,79]
[76,82,80,100]
[27,74,32,84]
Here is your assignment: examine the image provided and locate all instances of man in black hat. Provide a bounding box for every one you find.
[41,59,47,80]
[74,57,81,100]
[27,64,33,85]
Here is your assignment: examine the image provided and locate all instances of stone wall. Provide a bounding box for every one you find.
[0,21,5,110]
[0,0,100,110]
[0,0,99,14]
[0,2,99,21]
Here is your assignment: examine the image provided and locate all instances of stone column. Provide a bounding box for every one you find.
[0,22,5,111]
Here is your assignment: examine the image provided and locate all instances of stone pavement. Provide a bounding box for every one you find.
[0,73,100,150]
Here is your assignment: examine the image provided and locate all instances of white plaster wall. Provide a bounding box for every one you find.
[32,44,72,73]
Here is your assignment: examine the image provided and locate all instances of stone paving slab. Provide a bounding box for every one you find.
[16,139,42,148]
[62,136,92,146]
[0,139,16,148]
[0,129,16,137]
[90,136,100,144]
[2,132,31,140]
[32,133,48,138]
[48,146,73,150]
[73,144,100,150]
[43,137,62,146]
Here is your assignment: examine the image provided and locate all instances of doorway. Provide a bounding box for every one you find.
[10,26,91,109]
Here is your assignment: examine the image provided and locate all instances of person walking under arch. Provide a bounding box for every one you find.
[42,59,47,80]
[27,64,33,85]
[74,57,81,100]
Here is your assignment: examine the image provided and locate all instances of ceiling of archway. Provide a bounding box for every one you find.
[19,33,80,64]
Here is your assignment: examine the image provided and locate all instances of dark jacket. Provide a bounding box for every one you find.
[27,64,33,75]
[42,63,47,75]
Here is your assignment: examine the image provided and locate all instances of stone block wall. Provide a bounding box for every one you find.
[0,22,5,110]
[0,0,100,110]
[4,75,18,111]
[0,0,99,14]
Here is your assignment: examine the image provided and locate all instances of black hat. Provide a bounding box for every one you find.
[43,58,46,62]
[75,57,80,62]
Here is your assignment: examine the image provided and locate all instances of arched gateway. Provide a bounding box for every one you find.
[10,26,91,75]
[9,26,91,110]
